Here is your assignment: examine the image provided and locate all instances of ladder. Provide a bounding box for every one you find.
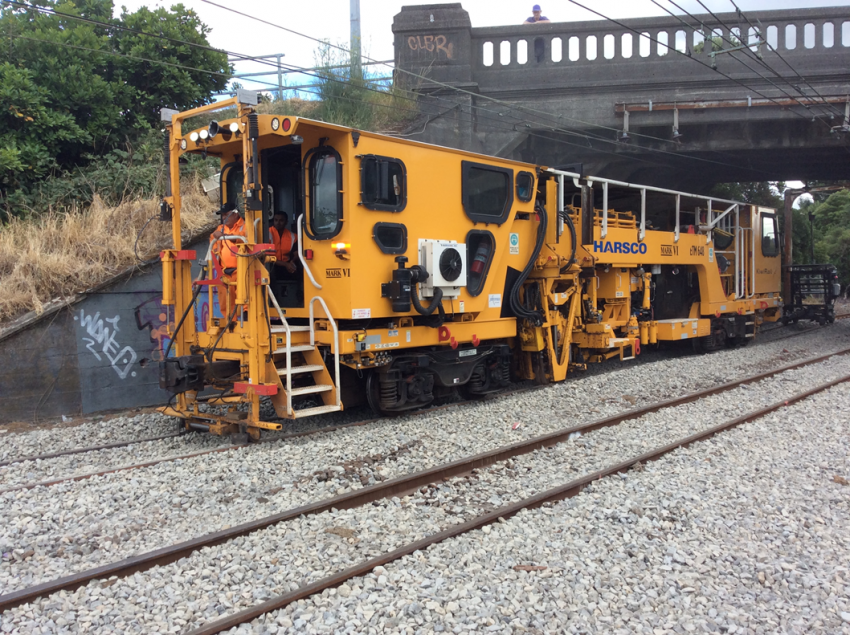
[267,289,341,418]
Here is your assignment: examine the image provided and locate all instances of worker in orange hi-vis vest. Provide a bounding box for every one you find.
[269,211,299,303]
[270,211,297,272]
[210,203,246,316]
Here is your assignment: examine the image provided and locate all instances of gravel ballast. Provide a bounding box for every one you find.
[2,352,849,632]
[239,383,850,635]
[0,323,847,595]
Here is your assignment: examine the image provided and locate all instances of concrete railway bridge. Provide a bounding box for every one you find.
[392,3,850,190]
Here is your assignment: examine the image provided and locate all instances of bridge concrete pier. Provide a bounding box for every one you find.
[393,3,850,189]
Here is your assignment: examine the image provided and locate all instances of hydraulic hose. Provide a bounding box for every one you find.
[164,281,203,360]
[411,284,443,316]
[411,283,446,328]
[509,202,548,326]
[560,208,577,270]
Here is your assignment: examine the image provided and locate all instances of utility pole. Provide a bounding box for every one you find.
[350,0,362,80]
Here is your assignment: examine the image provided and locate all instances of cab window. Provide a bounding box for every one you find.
[461,161,513,225]
[308,148,342,238]
[221,163,245,213]
[761,213,779,257]
[361,155,406,211]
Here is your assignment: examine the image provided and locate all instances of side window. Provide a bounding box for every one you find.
[461,161,513,225]
[761,213,779,257]
[361,155,406,212]
[373,222,407,255]
[308,147,342,239]
[516,171,535,203]
[466,230,495,296]
[221,163,245,213]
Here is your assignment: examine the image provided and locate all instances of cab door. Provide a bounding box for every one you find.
[753,207,781,295]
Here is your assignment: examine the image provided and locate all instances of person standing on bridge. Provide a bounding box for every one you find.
[523,4,550,24]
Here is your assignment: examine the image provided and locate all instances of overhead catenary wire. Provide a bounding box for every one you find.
[198,0,781,177]
[727,0,847,120]
[7,0,793,177]
[667,0,844,123]
[9,0,780,175]
[650,0,841,124]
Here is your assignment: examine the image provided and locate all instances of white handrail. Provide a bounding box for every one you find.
[297,214,322,289]
[546,168,757,209]
[267,287,293,415]
[309,296,341,408]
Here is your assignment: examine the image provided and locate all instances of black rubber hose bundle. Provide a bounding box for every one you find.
[509,202,548,327]
[411,284,446,328]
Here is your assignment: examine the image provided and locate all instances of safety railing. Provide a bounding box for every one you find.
[474,8,850,70]
[309,296,341,409]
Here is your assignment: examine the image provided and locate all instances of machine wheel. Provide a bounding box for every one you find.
[366,371,388,417]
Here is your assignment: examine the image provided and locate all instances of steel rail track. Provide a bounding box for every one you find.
[2,313,843,478]
[1,345,847,612]
[0,432,184,469]
[0,389,518,494]
[186,372,850,635]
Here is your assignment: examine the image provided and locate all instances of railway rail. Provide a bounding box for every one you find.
[1,344,848,614]
[2,315,845,490]
[186,372,850,635]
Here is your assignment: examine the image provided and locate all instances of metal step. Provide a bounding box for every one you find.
[270,325,311,333]
[294,404,342,418]
[273,344,314,354]
[277,364,324,376]
[290,384,333,396]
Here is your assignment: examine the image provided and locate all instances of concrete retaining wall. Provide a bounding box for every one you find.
[0,236,209,424]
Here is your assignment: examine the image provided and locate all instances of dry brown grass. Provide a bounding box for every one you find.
[0,177,216,323]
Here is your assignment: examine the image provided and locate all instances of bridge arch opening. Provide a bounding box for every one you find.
[786,24,797,50]
[621,33,633,58]
[482,41,493,66]
[569,36,580,61]
[604,34,615,59]
[551,37,563,62]
[767,25,778,49]
[823,22,834,48]
[843,21,850,46]
[804,23,816,49]
[675,30,687,53]
[517,39,528,64]
[586,34,598,60]
[639,32,651,57]
[500,40,511,65]
[657,31,669,55]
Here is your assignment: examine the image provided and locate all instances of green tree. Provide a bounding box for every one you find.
[0,0,230,207]
[810,190,850,288]
[0,63,89,188]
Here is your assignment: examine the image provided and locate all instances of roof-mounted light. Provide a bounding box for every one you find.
[199,129,209,140]
[189,131,199,142]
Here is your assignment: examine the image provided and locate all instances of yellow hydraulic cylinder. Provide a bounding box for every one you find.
[642,273,652,310]
[649,321,658,344]
[162,251,175,306]
[639,321,649,345]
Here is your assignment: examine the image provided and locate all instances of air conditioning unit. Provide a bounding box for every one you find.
[418,239,467,299]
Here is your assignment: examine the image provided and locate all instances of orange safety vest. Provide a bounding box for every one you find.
[211,217,246,271]
[270,226,296,263]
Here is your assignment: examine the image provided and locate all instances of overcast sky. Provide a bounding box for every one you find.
[115,0,850,94]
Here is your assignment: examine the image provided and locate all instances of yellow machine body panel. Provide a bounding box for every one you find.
[156,96,782,438]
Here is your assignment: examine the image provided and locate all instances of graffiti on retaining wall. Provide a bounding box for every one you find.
[134,296,174,361]
[74,309,138,379]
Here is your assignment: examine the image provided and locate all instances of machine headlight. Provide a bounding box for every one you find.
[180,139,187,150]
[271,118,280,131]
[199,129,209,140]
[229,122,240,133]
[189,131,199,142]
